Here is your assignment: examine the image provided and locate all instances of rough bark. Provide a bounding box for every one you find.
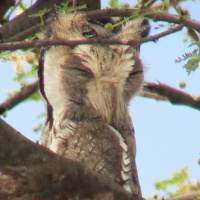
[0,117,137,200]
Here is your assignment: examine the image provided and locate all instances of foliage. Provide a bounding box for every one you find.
[33,112,45,133]
[175,42,200,74]
[146,167,200,200]
[29,8,50,24]
[0,50,38,84]
[56,2,86,13]
[109,0,119,8]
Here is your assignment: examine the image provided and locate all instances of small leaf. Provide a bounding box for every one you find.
[104,23,114,32]
[33,124,43,133]
[29,8,50,24]
[28,91,42,101]
[175,5,182,16]
[56,2,86,12]
[171,167,188,184]
[109,0,118,8]
[185,55,200,74]
[56,2,69,12]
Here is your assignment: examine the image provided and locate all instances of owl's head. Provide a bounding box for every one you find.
[39,12,149,127]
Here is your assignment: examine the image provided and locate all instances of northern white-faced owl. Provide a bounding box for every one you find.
[39,12,149,198]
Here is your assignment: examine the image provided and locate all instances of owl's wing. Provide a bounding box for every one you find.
[44,119,121,180]
[42,118,140,195]
[107,124,141,195]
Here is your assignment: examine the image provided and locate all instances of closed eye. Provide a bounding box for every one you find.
[129,69,143,76]
[63,66,94,79]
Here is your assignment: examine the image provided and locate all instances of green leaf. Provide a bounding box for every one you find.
[27,91,42,101]
[109,0,119,8]
[56,2,86,12]
[104,23,114,32]
[0,50,12,60]
[185,55,200,74]
[162,0,170,11]
[56,2,69,12]
[175,5,182,16]
[155,179,174,190]
[170,167,188,184]
[33,123,43,133]
[155,167,188,190]
[29,8,50,24]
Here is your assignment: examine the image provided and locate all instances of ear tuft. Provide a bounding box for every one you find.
[115,18,150,43]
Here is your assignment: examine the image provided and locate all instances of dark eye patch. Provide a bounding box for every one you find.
[129,69,143,76]
[82,25,96,39]
[69,67,92,77]
[62,65,94,79]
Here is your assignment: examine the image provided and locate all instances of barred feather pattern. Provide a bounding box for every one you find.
[39,11,149,198]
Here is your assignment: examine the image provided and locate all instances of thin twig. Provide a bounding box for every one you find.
[0,80,38,115]
[86,9,200,33]
[1,80,200,116]
[139,24,183,43]
[0,25,183,51]
[1,6,199,43]
[142,82,200,111]
[146,12,200,33]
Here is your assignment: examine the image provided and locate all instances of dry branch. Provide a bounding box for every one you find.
[164,191,200,200]
[1,80,200,117]
[0,117,136,200]
[0,80,38,114]
[146,12,200,33]
[86,9,200,33]
[0,25,183,51]
[0,0,67,41]
[139,25,183,43]
[0,6,199,43]
[142,82,200,111]
[0,0,101,42]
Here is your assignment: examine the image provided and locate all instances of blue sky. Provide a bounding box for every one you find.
[0,0,200,198]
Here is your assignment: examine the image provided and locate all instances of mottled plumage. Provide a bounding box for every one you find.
[39,12,149,198]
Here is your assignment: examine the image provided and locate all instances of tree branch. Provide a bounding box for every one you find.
[86,9,200,33]
[146,12,200,33]
[142,82,200,111]
[0,0,101,42]
[0,24,183,51]
[164,191,200,200]
[1,6,199,43]
[0,0,68,41]
[1,80,200,116]
[139,25,183,43]
[0,80,38,114]
[0,117,137,200]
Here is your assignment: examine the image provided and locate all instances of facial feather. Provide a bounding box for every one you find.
[74,44,136,123]
[41,12,146,123]
[39,12,149,197]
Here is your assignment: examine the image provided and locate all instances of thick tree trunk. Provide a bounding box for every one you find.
[0,118,138,200]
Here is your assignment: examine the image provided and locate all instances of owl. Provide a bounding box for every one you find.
[38,12,149,198]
